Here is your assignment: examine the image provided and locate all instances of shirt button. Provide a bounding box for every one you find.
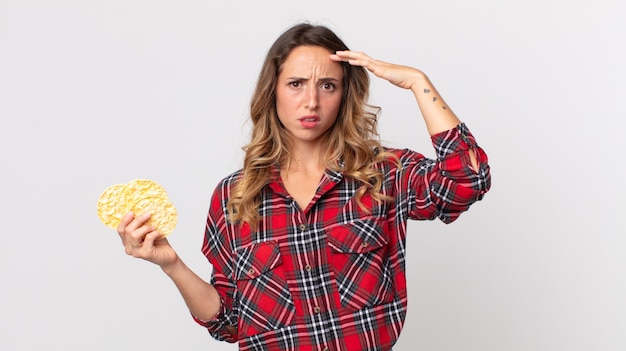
[299,223,307,231]
[248,268,255,275]
[322,347,329,351]
[360,241,369,248]
[305,264,312,272]
[313,306,321,314]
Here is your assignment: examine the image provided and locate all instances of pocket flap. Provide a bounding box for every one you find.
[234,241,282,280]
[327,217,389,253]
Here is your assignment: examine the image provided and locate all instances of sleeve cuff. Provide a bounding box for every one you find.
[191,297,227,327]
[431,122,478,160]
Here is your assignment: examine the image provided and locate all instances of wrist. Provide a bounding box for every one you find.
[161,255,184,277]
[409,70,430,92]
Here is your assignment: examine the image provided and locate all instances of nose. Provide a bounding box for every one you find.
[304,84,319,110]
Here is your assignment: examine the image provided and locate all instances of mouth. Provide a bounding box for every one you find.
[299,115,320,122]
[299,115,320,128]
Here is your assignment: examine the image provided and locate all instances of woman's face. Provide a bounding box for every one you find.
[275,45,344,148]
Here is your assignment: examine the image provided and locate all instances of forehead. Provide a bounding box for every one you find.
[280,45,343,77]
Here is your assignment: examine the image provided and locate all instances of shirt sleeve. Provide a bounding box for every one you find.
[403,122,491,223]
[192,180,239,343]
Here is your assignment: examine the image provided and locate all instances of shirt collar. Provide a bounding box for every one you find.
[266,162,344,196]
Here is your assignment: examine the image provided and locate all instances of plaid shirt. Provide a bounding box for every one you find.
[194,123,490,351]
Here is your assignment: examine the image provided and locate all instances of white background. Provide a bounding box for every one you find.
[1,0,625,350]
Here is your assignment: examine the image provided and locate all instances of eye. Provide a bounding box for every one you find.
[321,82,336,91]
[288,81,301,88]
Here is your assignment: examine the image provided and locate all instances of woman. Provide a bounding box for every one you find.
[118,23,490,351]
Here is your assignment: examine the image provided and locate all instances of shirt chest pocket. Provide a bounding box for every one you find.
[326,217,395,311]
[233,241,296,336]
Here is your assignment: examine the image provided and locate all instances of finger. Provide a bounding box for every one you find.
[127,223,154,248]
[122,213,154,249]
[332,51,379,71]
[335,50,372,60]
[119,212,149,239]
[333,50,367,58]
[117,211,135,237]
[128,212,152,230]
[332,56,368,68]
[128,229,164,258]
[124,225,156,255]
[142,229,165,248]
[331,50,360,62]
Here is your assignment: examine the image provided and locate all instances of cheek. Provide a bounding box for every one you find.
[326,95,343,117]
[275,91,290,119]
[276,87,299,109]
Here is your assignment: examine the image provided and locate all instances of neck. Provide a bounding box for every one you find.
[282,145,327,176]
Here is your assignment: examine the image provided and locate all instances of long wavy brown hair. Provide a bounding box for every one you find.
[227,23,393,227]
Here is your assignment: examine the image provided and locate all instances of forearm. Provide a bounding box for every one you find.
[408,71,461,136]
[409,73,479,170]
[162,257,221,321]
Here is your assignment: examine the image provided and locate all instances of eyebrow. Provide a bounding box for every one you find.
[284,76,341,82]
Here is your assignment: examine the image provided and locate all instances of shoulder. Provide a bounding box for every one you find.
[217,169,244,188]
[208,169,243,202]
[381,147,426,164]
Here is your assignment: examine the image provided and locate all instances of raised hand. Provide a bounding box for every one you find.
[331,50,464,136]
[330,50,425,90]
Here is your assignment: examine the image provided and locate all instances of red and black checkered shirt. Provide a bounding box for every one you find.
[194,123,490,351]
